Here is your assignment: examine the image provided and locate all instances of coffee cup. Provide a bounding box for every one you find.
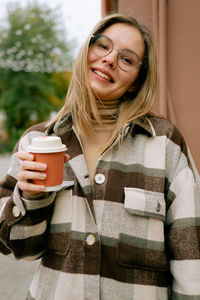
[27,136,67,191]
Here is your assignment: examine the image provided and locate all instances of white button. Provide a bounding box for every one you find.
[95,173,105,184]
[86,234,95,246]
[12,206,21,217]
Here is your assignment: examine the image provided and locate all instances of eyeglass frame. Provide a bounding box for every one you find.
[89,34,143,72]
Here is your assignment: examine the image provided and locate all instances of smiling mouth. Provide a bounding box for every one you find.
[92,69,114,83]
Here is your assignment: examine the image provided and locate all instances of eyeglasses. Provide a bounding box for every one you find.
[89,34,142,72]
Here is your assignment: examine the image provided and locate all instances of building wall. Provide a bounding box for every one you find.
[118,0,152,27]
[102,0,200,172]
[102,0,118,15]
[167,0,200,172]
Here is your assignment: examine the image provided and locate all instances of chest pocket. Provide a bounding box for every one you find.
[124,187,165,219]
[116,187,168,271]
[47,181,74,256]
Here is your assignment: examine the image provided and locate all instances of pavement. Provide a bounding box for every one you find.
[0,154,11,180]
[0,154,40,300]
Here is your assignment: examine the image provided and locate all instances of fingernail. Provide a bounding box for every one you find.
[40,163,46,170]
[39,173,46,179]
[28,154,34,160]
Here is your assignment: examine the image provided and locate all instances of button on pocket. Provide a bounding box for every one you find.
[124,187,166,220]
[156,201,161,212]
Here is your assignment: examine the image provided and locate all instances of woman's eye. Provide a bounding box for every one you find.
[121,56,133,65]
[98,43,108,50]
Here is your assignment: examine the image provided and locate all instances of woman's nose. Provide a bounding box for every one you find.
[102,50,118,68]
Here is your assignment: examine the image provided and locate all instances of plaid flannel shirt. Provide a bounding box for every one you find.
[0,114,200,300]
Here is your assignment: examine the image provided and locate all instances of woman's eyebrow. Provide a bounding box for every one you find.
[104,34,140,53]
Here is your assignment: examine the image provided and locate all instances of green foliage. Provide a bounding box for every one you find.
[0,3,74,152]
[0,2,73,71]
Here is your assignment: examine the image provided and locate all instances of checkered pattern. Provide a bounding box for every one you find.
[0,115,200,300]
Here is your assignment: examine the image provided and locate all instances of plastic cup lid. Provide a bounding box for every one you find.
[27,136,67,153]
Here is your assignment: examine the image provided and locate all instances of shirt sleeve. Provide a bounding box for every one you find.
[165,125,200,299]
[0,132,56,260]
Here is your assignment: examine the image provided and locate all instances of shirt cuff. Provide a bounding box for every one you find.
[22,191,56,211]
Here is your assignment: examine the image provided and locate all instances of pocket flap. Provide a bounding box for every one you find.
[124,187,165,220]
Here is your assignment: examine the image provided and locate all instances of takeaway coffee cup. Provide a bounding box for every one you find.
[27,136,67,191]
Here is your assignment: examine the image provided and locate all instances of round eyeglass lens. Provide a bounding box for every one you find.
[118,50,141,72]
[91,35,112,57]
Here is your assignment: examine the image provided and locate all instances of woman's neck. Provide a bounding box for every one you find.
[95,98,120,125]
[81,99,120,182]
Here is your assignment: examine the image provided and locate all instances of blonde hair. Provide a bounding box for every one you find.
[53,13,157,147]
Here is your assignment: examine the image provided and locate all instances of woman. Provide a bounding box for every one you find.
[0,13,200,300]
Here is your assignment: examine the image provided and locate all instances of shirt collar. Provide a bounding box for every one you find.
[131,117,155,137]
[46,114,155,138]
[45,114,73,136]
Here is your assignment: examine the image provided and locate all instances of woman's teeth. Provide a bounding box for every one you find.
[94,70,111,81]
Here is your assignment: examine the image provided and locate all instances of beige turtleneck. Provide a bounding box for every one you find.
[81,99,119,182]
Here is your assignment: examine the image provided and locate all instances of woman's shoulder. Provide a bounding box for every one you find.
[13,121,50,153]
[23,121,50,135]
[147,113,183,139]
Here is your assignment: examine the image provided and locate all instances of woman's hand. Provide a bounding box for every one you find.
[16,151,70,196]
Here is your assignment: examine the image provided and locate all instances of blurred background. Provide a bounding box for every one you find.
[0,0,101,154]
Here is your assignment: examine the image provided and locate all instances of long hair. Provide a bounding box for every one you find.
[52,13,158,146]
